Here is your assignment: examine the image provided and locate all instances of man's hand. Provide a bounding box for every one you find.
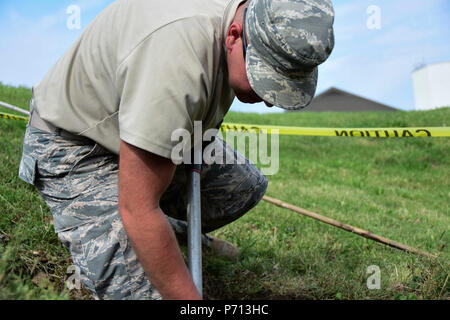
[118,140,201,300]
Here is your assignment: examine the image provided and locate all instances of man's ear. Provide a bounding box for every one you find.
[225,22,243,51]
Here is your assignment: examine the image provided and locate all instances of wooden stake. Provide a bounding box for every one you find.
[262,195,437,259]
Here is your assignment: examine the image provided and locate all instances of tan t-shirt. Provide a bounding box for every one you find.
[33,0,241,157]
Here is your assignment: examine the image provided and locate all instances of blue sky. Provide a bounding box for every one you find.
[0,0,449,113]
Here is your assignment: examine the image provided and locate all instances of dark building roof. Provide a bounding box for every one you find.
[293,87,397,112]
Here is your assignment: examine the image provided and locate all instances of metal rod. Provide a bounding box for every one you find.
[0,101,30,115]
[187,148,203,297]
[263,195,437,259]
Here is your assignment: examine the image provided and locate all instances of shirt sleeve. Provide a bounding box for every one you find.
[115,18,215,158]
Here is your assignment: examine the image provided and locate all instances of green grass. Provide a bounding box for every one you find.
[0,82,32,114]
[215,109,449,300]
[0,82,448,300]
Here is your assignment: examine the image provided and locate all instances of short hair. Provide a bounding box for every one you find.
[235,0,250,24]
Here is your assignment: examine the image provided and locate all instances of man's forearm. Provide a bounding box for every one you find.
[118,141,199,299]
[120,206,201,300]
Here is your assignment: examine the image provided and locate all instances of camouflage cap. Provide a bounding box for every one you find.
[245,0,335,110]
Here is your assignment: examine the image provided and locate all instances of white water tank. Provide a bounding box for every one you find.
[412,62,450,110]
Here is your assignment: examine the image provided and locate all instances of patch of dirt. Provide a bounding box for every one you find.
[203,273,312,300]
[32,271,49,287]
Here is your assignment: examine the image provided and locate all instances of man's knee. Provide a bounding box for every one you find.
[231,166,268,212]
[200,162,268,233]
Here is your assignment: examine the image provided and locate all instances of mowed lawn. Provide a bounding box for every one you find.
[0,82,448,300]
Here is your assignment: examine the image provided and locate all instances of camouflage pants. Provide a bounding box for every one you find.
[18,125,268,300]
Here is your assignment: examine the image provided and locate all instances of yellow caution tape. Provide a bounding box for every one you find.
[0,112,29,122]
[1,112,448,138]
[221,123,450,138]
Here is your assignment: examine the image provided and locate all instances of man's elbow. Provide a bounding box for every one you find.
[118,194,137,230]
[118,188,162,225]
[118,197,132,220]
